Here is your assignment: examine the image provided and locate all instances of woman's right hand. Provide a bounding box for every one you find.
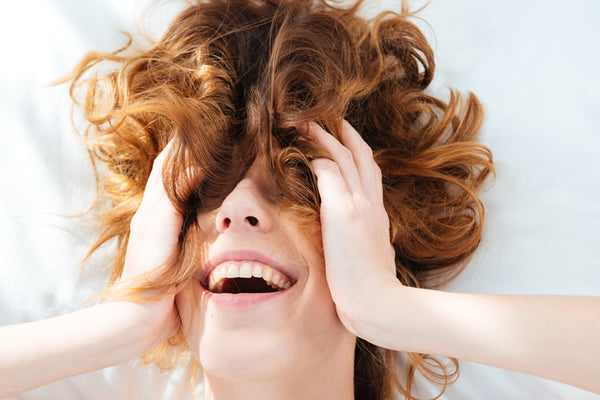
[120,141,182,348]
[123,141,182,280]
[0,143,183,397]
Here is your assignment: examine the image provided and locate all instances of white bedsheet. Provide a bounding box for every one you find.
[1,1,598,399]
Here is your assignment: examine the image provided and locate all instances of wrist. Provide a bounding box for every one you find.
[112,297,178,354]
[336,277,405,346]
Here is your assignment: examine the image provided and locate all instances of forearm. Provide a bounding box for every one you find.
[357,282,600,394]
[0,301,173,398]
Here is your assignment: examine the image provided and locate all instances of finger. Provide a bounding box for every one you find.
[138,140,179,216]
[310,158,355,222]
[129,140,182,263]
[300,122,363,195]
[339,120,383,199]
[145,140,175,194]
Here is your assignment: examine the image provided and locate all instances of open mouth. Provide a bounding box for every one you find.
[206,261,294,294]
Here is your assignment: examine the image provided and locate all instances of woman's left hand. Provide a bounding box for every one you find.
[302,122,600,395]
[300,120,399,338]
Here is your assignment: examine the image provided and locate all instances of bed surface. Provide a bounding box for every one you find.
[1,1,599,399]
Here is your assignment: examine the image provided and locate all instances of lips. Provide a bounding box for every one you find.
[201,250,297,295]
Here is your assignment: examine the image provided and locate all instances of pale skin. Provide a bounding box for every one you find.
[0,121,599,398]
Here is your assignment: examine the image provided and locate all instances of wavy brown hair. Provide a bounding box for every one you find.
[67,0,494,399]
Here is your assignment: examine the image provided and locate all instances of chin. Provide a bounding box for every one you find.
[197,325,305,381]
[196,318,354,384]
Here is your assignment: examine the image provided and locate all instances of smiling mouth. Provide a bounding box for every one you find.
[206,261,293,294]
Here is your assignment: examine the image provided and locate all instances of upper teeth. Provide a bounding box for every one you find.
[208,261,292,292]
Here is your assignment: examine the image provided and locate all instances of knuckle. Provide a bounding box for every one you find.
[359,139,373,155]
[374,163,383,179]
[313,158,339,175]
[321,196,357,219]
[338,146,354,163]
[353,195,372,213]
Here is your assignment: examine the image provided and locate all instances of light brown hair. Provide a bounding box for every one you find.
[67,0,494,398]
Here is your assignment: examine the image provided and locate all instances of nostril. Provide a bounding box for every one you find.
[246,216,259,226]
[224,217,231,228]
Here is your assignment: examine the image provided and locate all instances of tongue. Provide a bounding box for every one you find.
[221,277,279,294]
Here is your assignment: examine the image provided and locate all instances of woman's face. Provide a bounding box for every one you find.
[177,159,355,382]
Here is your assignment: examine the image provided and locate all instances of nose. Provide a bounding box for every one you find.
[215,178,274,233]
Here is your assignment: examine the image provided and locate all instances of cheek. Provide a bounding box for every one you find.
[303,264,341,329]
[295,245,346,343]
[292,227,341,323]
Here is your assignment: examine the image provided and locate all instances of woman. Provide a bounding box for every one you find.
[1,0,598,399]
